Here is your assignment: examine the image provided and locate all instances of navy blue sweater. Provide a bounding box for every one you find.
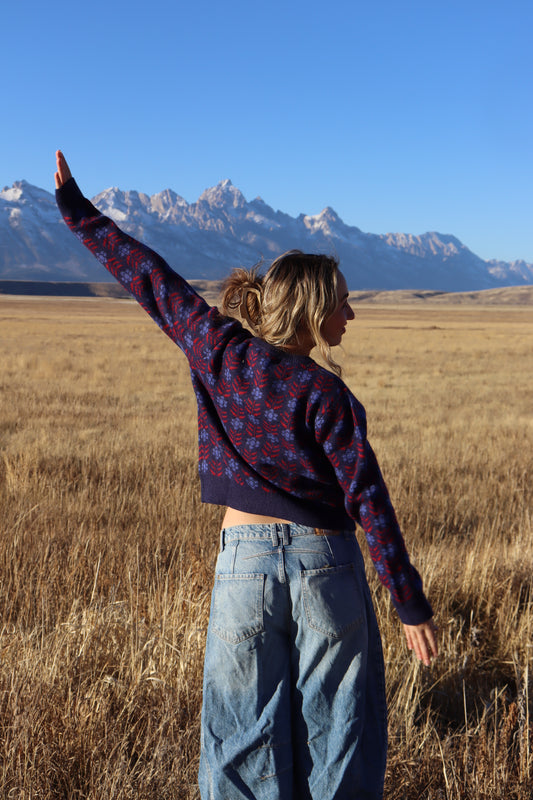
[56,178,432,624]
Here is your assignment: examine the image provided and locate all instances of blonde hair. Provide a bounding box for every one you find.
[221,250,342,376]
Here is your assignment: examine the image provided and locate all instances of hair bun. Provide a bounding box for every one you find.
[221,267,263,330]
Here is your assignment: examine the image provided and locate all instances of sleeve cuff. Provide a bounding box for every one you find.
[393,593,434,625]
[56,178,99,225]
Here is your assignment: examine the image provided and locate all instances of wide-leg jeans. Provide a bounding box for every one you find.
[198,523,387,800]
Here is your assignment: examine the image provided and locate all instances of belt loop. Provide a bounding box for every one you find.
[281,523,290,546]
[220,528,225,551]
[270,525,279,548]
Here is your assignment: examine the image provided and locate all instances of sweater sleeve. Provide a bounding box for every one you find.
[315,381,433,625]
[55,178,241,366]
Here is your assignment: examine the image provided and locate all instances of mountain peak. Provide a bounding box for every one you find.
[198,180,246,209]
[1,180,55,204]
[301,205,358,238]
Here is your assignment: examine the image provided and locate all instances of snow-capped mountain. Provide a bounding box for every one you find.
[1,178,532,291]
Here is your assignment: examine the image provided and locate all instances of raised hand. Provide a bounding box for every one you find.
[54,150,72,189]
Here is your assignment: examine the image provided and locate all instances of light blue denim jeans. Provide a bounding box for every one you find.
[199,523,387,800]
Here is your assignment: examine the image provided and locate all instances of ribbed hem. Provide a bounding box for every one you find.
[393,594,434,626]
[201,483,355,531]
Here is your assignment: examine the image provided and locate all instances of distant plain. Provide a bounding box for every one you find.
[0,294,532,798]
[1,280,533,306]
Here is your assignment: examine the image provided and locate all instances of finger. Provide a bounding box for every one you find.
[56,150,72,185]
[410,630,429,665]
[419,626,438,665]
[426,624,439,659]
[414,626,435,666]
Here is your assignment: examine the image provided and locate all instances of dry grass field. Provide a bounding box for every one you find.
[0,294,532,799]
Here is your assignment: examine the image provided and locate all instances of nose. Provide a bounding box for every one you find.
[346,303,355,321]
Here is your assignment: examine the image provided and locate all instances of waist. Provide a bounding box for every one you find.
[221,521,347,544]
[222,508,344,536]
[222,507,294,527]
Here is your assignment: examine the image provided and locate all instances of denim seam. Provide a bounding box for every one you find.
[230,541,238,573]
[260,762,293,781]
[255,740,291,750]
[241,549,279,560]
[240,546,330,560]
[324,535,335,559]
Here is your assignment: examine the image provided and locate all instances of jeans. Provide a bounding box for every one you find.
[199,523,387,800]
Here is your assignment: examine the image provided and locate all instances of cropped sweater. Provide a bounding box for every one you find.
[56,178,432,625]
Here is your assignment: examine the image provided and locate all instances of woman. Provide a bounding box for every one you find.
[54,151,437,800]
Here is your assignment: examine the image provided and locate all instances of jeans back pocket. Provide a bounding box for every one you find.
[301,563,364,638]
[211,573,265,644]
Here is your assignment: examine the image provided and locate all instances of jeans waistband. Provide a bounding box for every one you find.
[220,522,346,549]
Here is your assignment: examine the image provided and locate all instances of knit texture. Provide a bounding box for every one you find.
[56,178,432,624]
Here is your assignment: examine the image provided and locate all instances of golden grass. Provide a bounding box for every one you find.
[1,295,532,799]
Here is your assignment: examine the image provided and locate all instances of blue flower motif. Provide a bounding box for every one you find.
[383,542,399,559]
[365,531,376,546]
[225,460,239,478]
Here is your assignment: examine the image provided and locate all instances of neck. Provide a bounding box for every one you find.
[281,342,312,357]
[281,330,314,357]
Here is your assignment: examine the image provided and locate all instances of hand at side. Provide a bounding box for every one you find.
[402,619,438,666]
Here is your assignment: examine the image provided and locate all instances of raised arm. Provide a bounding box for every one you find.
[53,150,246,379]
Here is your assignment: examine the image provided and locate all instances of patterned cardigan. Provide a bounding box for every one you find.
[56,178,432,624]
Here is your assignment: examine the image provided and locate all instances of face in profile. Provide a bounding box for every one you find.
[321,272,355,347]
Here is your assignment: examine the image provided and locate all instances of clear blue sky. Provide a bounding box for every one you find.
[3,0,532,262]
